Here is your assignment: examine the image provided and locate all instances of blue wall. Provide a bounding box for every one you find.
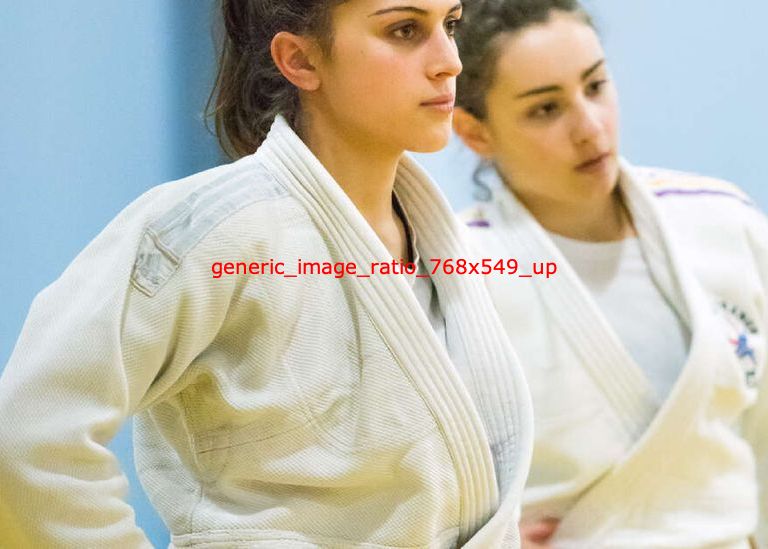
[1,2,766,546]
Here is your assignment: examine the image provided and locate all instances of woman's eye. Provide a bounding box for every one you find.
[445,17,461,37]
[587,79,608,96]
[392,23,419,40]
[530,102,560,119]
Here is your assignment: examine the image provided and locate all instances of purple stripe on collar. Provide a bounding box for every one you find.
[466,219,491,228]
[654,188,754,207]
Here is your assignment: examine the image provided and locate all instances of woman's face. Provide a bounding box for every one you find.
[314,0,463,154]
[480,11,620,206]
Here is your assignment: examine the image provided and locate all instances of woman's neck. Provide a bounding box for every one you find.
[516,186,635,242]
[297,110,409,260]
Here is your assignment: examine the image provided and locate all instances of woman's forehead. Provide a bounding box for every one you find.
[493,14,604,90]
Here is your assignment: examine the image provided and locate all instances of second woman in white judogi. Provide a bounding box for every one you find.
[452,1,767,547]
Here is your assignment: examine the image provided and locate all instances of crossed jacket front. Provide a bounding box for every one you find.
[463,162,768,548]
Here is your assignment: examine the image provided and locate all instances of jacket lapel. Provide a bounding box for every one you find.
[555,163,738,536]
[493,184,659,442]
[253,116,533,545]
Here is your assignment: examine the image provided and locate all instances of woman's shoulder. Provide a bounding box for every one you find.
[134,155,293,227]
[132,155,311,293]
[626,162,766,233]
[627,162,768,260]
[78,155,303,298]
[628,164,755,209]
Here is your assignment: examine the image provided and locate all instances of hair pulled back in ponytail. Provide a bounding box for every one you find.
[206,0,343,159]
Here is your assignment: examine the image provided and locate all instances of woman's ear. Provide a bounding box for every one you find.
[270,32,321,91]
[453,106,494,158]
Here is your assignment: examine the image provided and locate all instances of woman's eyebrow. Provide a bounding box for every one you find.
[369,3,462,17]
[515,59,606,99]
[581,59,606,80]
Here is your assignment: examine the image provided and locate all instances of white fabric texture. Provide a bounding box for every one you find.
[548,233,690,403]
[410,258,449,349]
[462,161,768,548]
[396,193,449,351]
[0,116,534,549]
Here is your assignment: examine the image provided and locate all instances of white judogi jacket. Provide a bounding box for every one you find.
[0,116,533,548]
[462,161,768,548]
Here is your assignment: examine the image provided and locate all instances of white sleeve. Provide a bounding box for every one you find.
[0,217,237,548]
[745,371,768,548]
[742,208,768,548]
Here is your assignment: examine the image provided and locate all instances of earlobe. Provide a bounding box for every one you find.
[270,32,321,91]
[453,107,494,158]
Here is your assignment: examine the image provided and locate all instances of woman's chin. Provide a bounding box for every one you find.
[400,121,451,154]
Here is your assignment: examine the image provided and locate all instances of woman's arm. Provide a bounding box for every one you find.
[0,211,237,548]
[742,207,768,548]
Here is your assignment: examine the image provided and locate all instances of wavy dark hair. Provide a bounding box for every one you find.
[206,0,345,159]
[455,0,594,199]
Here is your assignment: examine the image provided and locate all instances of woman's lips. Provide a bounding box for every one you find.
[421,94,455,113]
[575,152,612,173]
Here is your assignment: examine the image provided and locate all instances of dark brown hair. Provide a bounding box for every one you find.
[456,0,594,120]
[206,0,344,159]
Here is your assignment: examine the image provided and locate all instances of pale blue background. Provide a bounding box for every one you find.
[1,2,766,546]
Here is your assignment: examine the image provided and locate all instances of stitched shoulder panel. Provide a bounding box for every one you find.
[632,165,754,206]
[131,160,289,296]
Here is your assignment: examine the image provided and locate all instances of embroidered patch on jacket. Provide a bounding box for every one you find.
[720,301,760,388]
